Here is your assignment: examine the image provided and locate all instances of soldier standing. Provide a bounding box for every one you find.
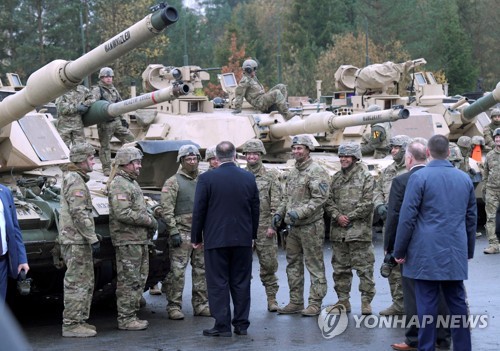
[89,67,135,176]
[108,146,158,330]
[273,135,329,316]
[60,143,100,337]
[205,146,220,170]
[483,128,500,254]
[161,144,210,320]
[483,108,500,151]
[55,85,95,147]
[326,142,376,315]
[232,59,292,120]
[243,139,281,312]
[375,135,411,316]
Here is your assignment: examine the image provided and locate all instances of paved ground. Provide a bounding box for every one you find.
[11,232,500,351]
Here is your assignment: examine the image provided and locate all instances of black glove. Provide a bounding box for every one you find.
[91,241,100,256]
[287,211,299,225]
[171,233,182,248]
[231,108,242,115]
[271,214,282,230]
[377,204,388,221]
[121,118,129,128]
[77,103,89,114]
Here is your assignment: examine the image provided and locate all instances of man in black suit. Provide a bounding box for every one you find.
[191,141,260,337]
[385,139,450,351]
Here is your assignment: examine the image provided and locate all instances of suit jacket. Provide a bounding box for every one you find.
[394,160,477,281]
[0,184,28,279]
[191,162,259,250]
[384,165,425,253]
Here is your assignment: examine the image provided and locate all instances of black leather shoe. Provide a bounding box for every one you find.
[234,327,247,335]
[203,328,232,337]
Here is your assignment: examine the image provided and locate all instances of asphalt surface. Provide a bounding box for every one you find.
[11,231,500,351]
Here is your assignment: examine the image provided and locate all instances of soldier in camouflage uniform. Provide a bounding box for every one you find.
[483,108,500,151]
[161,145,210,320]
[361,122,392,159]
[448,142,465,170]
[483,128,500,254]
[205,146,219,170]
[243,139,281,312]
[56,85,95,147]
[108,146,158,330]
[273,135,329,317]
[60,143,100,337]
[374,135,411,316]
[88,67,135,176]
[232,59,292,120]
[325,142,376,315]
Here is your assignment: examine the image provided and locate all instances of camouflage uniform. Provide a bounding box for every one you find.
[276,157,329,309]
[59,164,99,330]
[108,168,157,327]
[89,81,134,174]
[360,123,391,159]
[326,161,376,309]
[56,85,94,147]
[161,168,209,316]
[483,109,500,151]
[246,161,281,305]
[483,147,500,252]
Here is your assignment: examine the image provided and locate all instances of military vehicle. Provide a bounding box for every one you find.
[0,3,182,303]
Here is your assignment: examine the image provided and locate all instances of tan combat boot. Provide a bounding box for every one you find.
[362,301,372,315]
[168,307,185,320]
[483,244,500,254]
[267,299,279,312]
[301,305,321,317]
[149,284,162,295]
[83,323,96,331]
[379,303,404,316]
[277,302,304,314]
[118,319,149,331]
[194,306,211,317]
[325,300,351,314]
[62,324,97,338]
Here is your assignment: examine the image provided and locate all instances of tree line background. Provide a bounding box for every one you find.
[0,0,498,100]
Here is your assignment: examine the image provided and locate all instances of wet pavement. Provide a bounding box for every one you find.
[15,232,500,350]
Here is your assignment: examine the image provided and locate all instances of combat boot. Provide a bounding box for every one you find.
[267,299,279,312]
[149,284,162,295]
[301,304,321,316]
[194,306,211,317]
[62,324,97,338]
[83,323,96,331]
[168,307,185,320]
[483,244,500,254]
[277,302,303,314]
[325,300,351,314]
[362,301,372,315]
[379,303,404,316]
[118,319,149,331]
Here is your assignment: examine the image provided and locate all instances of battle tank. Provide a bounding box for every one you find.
[0,3,183,304]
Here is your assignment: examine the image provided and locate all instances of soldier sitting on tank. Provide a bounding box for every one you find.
[483,108,500,152]
[88,67,135,176]
[232,59,293,120]
[360,107,391,159]
[55,85,95,148]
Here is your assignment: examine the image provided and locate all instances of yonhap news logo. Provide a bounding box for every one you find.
[317,304,349,338]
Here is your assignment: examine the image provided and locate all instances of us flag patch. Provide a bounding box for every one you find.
[73,190,84,197]
[117,194,127,201]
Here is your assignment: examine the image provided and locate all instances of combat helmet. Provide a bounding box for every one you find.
[70,143,95,163]
[242,139,267,155]
[457,136,472,149]
[491,108,500,118]
[291,135,315,151]
[370,123,387,143]
[99,67,114,78]
[494,128,500,138]
[448,143,463,162]
[471,135,485,146]
[338,142,362,160]
[204,146,217,161]
[242,59,258,75]
[177,144,201,162]
[389,135,412,149]
[115,146,143,165]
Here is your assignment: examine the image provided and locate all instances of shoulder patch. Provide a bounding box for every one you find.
[73,190,85,197]
[161,186,169,193]
[116,194,128,201]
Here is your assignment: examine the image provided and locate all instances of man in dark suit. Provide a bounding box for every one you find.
[394,135,476,351]
[0,184,30,301]
[191,141,259,337]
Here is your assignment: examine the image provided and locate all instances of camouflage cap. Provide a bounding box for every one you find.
[115,146,143,165]
[457,136,472,148]
[177,144,201,162]
[389,135,412,148]
[291,135,315,151]
[242,139,266,155]
[338,142,362,159]
[491,108,500,117]
[471,135,485,146]
[99,67,114,78]
[70,143,95,163]
[494,128,500,138]
[448,142,463,162]
[204,146,217,161]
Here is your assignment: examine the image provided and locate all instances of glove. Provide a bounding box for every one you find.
[286,211,299,225]
[271,214,282,230]
[91,241,100,256]
[231,108,242,115]
[171,233,182,248]
[121,118,129,128]
[76,103,89,114]
[377,204,388,221]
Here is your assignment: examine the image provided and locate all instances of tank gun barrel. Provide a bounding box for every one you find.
[82,83,190,126]
[269,107,409,140]
[462,82,500,120]
[0,5,179,129]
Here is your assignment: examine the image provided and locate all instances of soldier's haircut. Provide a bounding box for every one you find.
[428,135,449,160]
[216,141,236,162]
